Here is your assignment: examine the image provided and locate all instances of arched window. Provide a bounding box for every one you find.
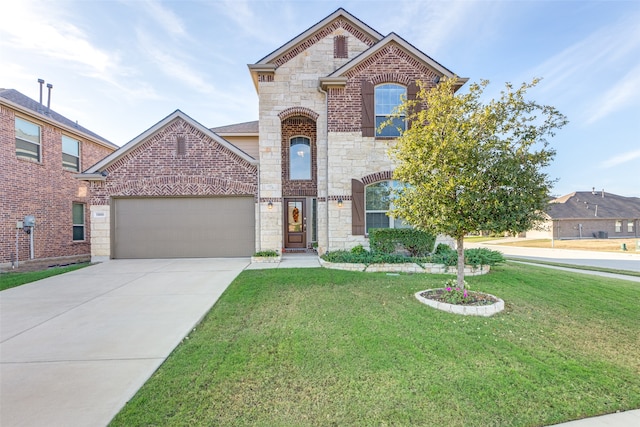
[289,136,311,180]
[375,84,406,137]
[365,180,409,233]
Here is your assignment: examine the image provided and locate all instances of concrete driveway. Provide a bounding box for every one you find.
[0,258,249,427]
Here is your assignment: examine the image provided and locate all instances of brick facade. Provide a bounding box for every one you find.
[0,104,115,267]
[281,116,317,197]
[90,117,257,206]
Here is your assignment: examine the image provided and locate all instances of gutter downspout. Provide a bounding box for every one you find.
[317,84,329,255]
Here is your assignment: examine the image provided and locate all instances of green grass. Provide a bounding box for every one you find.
[110,265,640,427]
[464,236,502,243]
[507,258,640,278]
[0,263,90,291]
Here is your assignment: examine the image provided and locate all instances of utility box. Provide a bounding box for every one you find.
[24,215,35,227]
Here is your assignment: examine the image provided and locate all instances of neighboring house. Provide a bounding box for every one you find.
[78,8,466,260]
[526,190,640,240]
[0,87,117,269]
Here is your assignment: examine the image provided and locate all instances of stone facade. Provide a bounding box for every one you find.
[251,9,464,254]
[0,98,115,268]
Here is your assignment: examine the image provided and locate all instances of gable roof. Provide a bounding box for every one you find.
[247,8,384,90]
[210,120,259,135]
[322,32,468,90]
[0,88,116,149]
[254,8,383,66]
[79,110,257,179]
[546,191,640,219]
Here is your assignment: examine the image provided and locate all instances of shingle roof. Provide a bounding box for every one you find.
[547,191,640,219]
[210,120,259,134]
[0,88,115,148]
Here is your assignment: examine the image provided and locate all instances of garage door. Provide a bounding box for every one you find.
[113,197,255,258]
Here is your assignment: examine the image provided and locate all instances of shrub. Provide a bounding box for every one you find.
[369,229,435,257]
[321,250,412,265]
[351,244,367,255]
[464,248,505,267]
[253,250,279,257]
[430,247,504,267]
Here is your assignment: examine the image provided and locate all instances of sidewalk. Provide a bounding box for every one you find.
[548,409,640,426]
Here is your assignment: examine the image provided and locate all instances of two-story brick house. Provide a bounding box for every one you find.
[79,8,466,260]
[1,87,117,269]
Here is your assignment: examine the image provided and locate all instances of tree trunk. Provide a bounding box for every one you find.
[456,235,465,289]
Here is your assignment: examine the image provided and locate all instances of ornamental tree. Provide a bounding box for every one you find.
[388,77,567,288]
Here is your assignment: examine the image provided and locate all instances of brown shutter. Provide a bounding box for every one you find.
[407,81,419,129]
[352,179,365,235]
[334,36,348,58]
[361,80,375,137]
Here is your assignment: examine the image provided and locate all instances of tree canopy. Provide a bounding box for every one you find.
[388,77,567,286]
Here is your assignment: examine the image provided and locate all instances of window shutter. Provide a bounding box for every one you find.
[361,80,374,137]
[407,81,420,129]
[352,179,365,235]
[334,36,348,58]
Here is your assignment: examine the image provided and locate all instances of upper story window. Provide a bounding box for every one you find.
[375,84,406,137]
[62,135,80,171]
[290,136,311,180]
[365,180,410,233]
[15,117,41,162]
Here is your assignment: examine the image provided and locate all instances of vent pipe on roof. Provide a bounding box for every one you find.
[602,189,605,198]
[46,83,53,115]
[37,79,44,105]
[592,187,595,195]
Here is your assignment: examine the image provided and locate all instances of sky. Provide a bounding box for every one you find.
[2,0,639,197]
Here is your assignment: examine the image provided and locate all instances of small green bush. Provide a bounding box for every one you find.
[351,244,367,255]
[431,245,458,266]
[369,229,435,257]
[253,250,279,257]
[464,248,505,267]
[321,251,413,265]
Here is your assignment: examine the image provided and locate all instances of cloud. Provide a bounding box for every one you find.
[527,12,640,96]
[136,29,216,94]
[599,149,640,169]
[0,1,160,102]
[0,1,115,75]
[141,0,189,40]
[586,63,640,124]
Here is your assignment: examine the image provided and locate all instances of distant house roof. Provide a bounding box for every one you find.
[210,120,259,134]
[547,191,640,220]
[0,88,116,149]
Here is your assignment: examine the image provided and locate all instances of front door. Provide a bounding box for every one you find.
[285,198,306,249]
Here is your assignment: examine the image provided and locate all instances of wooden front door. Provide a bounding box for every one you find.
[284,198,306,249]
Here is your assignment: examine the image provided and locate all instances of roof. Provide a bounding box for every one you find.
[0,88,116,149]
[546,191,640,219]
[79,109,257,180]
[210,120,259,134]
[323,32,467,90]
[247,8,467,93]
[253,8,383,65]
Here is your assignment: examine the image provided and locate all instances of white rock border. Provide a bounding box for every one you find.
[415,289,504,317]
[251,256,282,263]
[319,258,490,275]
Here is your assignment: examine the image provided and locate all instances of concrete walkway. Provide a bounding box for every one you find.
[0,258,248,427]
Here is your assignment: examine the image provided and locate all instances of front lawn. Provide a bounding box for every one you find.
[110,264,640,426]
[0,263,90,291]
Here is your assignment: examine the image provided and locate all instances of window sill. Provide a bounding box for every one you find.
[16,156,43,165]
